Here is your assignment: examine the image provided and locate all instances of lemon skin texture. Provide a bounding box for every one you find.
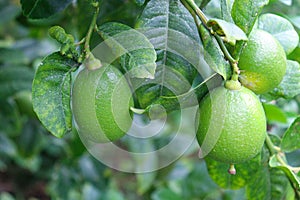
[197,86,266,164]
[72,65,133,143]
[238,29,286,94]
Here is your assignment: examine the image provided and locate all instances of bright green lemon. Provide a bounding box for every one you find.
[197,83,266,164]
[238,29,286,94]
[72,64,133,143]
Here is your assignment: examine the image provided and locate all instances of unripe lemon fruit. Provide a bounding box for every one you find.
[238,29,286,94]
[72,65,133,143]
[197,84,266,164]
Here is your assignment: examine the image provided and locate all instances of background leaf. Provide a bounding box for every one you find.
[263,103,287,124]
[98,22,157,79]
[151,188,181,200]
[281,116,300,152]
[258,13,299,55]
[0,66,34,100]
[32,52,77,138]
[231,0,269,35]
[269,60,300,99]
[0,1,20,26]
[20,0,72,19]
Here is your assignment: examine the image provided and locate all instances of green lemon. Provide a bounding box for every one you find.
[72,64,133,143]
[238,29,286,94]
[197,84,266,164]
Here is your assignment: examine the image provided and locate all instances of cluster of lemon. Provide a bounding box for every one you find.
[197,29,286,167]
[71,29,286,170]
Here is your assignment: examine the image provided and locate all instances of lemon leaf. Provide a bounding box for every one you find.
[269,60,300,99]
[207,18,248,45]
[32,52,78,138]
[98,22,156,79]
[281,116,300,153]
[258,13,299,55]
[269,155,300,190]
[199,25,232,80]
[263,103,287,123]
[133,0,206,109]
[231,0,269,35]
[205,155,260,189]
[246,165,271,199]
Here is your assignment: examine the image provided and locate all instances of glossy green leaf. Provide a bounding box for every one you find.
[270,168,293,200]
[269,60,300,99]
[281,116,300,152]
[246,165,271,200]
[258,13,299,55]
[207,18,248,45]
[205,155,260,189]
[135,0,204,90]
[0,66,34,100]
[32,52,78,138]
[269,155,300,190]
[98,22,156,79]
[263,103,287,123]
[20,0,72,19]
[199,25,231,80]
[231,0,269,35]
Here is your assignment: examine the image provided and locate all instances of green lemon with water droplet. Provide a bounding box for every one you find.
[72,64,133,143]
[238,29,286,94]
[197,85,266,164]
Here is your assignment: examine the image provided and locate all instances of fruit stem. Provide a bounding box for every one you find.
[228,164,236,175]
[265,134,277,155]
[214,34,237,64]
[84,1,100,59]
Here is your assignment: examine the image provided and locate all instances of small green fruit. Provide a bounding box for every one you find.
[197,85,266,164]
[238,29,286,94]
[72,65,133,143]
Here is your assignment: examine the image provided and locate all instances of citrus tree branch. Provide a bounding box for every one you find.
[181,0,238,81]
